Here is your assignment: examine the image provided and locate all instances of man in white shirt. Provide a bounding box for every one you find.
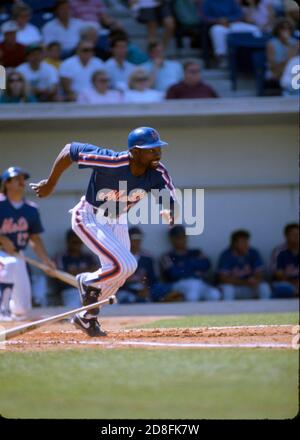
[12,2,42,47]
[104,34,135,91]
[17,44,59,102]
[141,41,183,92]
[60,40,104,101]
[42,0,85,56]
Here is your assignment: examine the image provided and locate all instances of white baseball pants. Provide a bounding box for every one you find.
[71,197,138,303]
[0,250,32,317]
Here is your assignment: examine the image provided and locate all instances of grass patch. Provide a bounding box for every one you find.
[0,348,298,419]
[137,312,299,329]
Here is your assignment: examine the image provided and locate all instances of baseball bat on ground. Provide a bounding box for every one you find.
[18,254,77,288]
[0,295,116,341]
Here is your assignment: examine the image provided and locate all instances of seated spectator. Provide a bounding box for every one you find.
[240,0,275,32]
[55,229,98,307]
[141,41,184,92]
[60,40,104,101]
[12,1,42,47]
[166,58,218,99]
[45,41,62,69]
[118,227,182,303]
[160,225,221,302]
[280,51,300,96]
[80,23,110,60]
[202,0,259,67]
[108,29,149,65]
[129,0,175,49]
[104,34,135,91]
[42,0,86,57]
[217,229,271,300]
[0,20,26,68]
[0,70,36,103]
[283,0,299,30]
[271,223,299,298]
[70,0,122,32]
[124,68,164,103]
[17,44,59,102]
[77,69,123,103]
[266,18,298,81]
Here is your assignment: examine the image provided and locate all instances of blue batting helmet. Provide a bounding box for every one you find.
[1,166,30,183]
[128,127,168,150]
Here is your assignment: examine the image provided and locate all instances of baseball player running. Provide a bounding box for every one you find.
[0,167,56,321]
[31,127,177,337]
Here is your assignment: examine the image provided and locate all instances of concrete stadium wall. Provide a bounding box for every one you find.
[0,98,298,268]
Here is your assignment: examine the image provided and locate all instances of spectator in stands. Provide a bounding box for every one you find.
[141,41,183,92]
[104,34,135,90]
[124,68,163,102]
[45,41,62,69]
[118,227,183,303]
[42,0,85,57]
[160,226,221,302]
[202,0,259,67]
[60,39,103,101]
[55,229,98,307]
[283,0,299,30]
[70,0,122,31]
[108,29,149,65]
[0,20,26,68]
[77,69,123,103]
[240,0,275,32]
[217,229,271,300]
[266,18,298,82]
[280,51,300,96]
[17,43,59,102]
[0,70,36,103]
[79,23,109,60]
[129,0,175,49]
[166,58,218,99]
[12,2,42,47]
[271,223,299,298]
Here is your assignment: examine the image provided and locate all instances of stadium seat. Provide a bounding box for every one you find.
[227,32,272,96]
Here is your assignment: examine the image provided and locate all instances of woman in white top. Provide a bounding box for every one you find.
[12,2,42,47]
[77,69,123,104]
[124,68,164,103]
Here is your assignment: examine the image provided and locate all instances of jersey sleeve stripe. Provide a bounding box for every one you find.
[157,164,177,200]
[78,160,129,168]
[78,152,129,162]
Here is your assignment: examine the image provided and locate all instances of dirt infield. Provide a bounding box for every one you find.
[0,316,296,351]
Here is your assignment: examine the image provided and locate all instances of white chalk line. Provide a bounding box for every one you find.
[40,323,294,335]
[2,339,294,349]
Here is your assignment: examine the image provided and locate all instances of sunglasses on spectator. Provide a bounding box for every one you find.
[95,78,109,82]
[80,47,94,52]
[9,77,23,83]
[186,68,200,74]
[133,77,149,82]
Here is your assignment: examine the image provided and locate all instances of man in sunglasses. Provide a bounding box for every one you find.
[60,39,104,101]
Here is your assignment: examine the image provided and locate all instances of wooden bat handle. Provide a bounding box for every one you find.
[18,254,77,288]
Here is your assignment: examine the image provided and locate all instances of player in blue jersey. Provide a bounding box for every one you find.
[30,127,178,337]
[271,223,299,298]
[0,166,55,321]
[217,229,271,300]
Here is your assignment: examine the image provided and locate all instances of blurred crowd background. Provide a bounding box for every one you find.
[0,0,299,104]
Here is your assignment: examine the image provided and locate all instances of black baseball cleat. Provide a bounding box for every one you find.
[71,314,107,337]
[76,273,102,316]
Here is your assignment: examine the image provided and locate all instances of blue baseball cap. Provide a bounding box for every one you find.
[128,127,168,150]
[1,166,30,183]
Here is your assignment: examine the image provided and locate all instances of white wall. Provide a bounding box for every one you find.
[0,99,298,268]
